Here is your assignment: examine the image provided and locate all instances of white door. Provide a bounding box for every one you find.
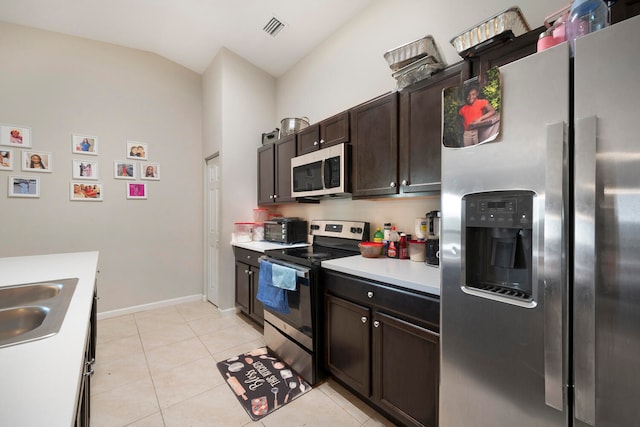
[206,155,221,306]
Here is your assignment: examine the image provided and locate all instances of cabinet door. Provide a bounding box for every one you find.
[274,134,296,204]
[351,92,399,198]
[249,265,264,325]
[319,111,349,149]
[399,65,464,194]
[372,311,440,427]
[235,261,251,313]
[297,124,320,155]
[325,294,371,397]
[257,144,275,205]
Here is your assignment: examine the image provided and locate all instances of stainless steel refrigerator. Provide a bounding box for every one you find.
[440,15,640,427]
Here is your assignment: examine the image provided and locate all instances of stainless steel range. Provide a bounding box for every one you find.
[261,220,369,385]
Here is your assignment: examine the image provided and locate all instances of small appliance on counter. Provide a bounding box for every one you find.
[263,217,308,244]
[426,210,440,266]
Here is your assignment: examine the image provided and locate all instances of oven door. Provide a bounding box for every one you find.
[262,260,312,350]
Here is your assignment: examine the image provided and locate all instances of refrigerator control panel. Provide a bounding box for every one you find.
[464,191,533,229]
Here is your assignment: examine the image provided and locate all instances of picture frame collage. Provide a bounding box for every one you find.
[1,123,161,201]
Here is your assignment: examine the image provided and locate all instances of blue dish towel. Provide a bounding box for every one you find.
[271,263,297,291]
[257,259,290,314]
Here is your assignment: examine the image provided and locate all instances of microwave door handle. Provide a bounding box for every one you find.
[323,159,330,188]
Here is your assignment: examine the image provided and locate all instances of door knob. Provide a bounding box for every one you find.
[367,291,374,298]
[373,321,380,328]
[390,182,396,188]
[361,316,367,324]
[401,179,408,186]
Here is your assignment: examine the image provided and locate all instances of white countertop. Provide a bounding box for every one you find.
[0,251,99,427]
[232,241,309,252]
[322,255,441,296]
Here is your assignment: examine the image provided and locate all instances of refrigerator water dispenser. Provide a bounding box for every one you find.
[462,191,534,301]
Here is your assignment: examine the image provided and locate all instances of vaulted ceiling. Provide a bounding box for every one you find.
[0,0,374,76]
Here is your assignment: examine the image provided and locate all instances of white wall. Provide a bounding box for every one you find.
[202,48,276,310]
[0,22,203,313]
[274,0,567,231]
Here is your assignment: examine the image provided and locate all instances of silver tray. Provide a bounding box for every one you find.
[450,6,530,56]
[384,35,445,72]
[392,56,446,90]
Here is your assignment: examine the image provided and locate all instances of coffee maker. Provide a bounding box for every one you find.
[426,210,441,266]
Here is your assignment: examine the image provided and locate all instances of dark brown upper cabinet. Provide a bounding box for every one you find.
[398,63,467,195]
[297,111,350,155]
[350,92,399,198]
[257,133,297,205]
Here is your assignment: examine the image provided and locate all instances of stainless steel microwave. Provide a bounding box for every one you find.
[291,143,350,198]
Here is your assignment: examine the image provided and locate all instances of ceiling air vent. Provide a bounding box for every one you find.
[263,17,285,37]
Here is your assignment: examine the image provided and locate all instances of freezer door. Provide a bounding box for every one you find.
[573,15,640,427]
[440,44,570,426]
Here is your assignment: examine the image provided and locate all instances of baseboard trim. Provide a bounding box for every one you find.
[97,294,206,320]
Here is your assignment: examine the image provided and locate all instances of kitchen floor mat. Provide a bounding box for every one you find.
[216,347,312,421]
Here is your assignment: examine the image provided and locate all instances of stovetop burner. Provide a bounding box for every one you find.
[264,220,370,268]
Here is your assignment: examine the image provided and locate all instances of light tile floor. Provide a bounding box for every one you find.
[91,301,397,426]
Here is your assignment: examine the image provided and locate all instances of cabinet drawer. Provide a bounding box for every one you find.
[323,270,440,332]
[233,247,262,268]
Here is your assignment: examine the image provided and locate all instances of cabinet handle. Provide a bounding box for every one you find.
[373,321,380,328]
[401,179,408,186]
[320,139,325,145]
[244,269,249,274]
[247,255,251,259]
[314,141,319,146]
[248,271,253,276]
[84,367,95,377]
[367,291,374,298]
[361,316,368,324]
[390,182,396,188]
[273,195,278,199]
[269,195,274,199]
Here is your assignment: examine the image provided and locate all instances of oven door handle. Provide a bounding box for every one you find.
[260,256,310,279]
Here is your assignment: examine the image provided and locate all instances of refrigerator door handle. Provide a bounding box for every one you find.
[543,121,566,411]
[574,116,597,426]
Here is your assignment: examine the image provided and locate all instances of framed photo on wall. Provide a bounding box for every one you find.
[0,149,14,170]
[126,141,147,160]
[114,161,135,179]
[8,176,40,198]
[126,182,147,199]
[140,163,160,180]
[0,125,32,148]
[72,133,98,155]
[22,150,52,172]
[73,159,99,180]
[70,181,103,201]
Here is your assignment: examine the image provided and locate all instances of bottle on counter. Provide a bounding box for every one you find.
[387,226,400,259]
[382,223,392,256]
[398,233,409,259]
[373,227,384,243]
[383,223,392,240]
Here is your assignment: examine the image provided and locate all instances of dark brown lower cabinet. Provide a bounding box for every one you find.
[234,247,264,326]
[373,311,439,427]
[324,270,440,427]
[325,294,371,396]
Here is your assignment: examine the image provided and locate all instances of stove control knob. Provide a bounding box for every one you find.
[350,227,357,233]
[310,224,320,230]
[356,227,363,234]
